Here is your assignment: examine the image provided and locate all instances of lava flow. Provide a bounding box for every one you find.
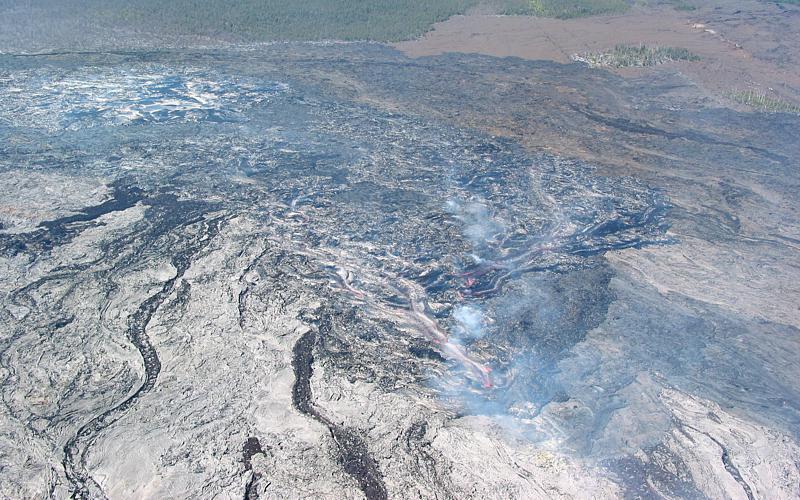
[330,266,493,389]
[408,298,493,389]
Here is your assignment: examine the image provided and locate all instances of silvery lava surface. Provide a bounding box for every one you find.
[1,45,798,498]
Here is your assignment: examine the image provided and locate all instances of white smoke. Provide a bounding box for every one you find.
[446,199,505,247]
[453,305,487,340]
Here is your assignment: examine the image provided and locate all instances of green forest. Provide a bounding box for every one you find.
[96,0,477,41]
[17,0,790,42]
[14,0,638,42]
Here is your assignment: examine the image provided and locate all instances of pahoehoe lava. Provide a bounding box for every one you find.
[292,317,388,500]
[1,41,798,498]
[59,197,224,498]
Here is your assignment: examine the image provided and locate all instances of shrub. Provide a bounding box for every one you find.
[572,44,700,67]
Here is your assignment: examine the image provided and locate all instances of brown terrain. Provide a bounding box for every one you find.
[387,1,800,332]
[396,1,800,109]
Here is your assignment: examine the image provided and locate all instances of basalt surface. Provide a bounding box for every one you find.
[1,44,799,499]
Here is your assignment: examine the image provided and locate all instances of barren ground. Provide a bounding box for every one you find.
[396,1,800,108]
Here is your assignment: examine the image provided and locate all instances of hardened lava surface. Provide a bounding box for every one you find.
[1,45,799,499]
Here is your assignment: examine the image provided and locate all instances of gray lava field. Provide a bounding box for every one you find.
[1,45,800,498]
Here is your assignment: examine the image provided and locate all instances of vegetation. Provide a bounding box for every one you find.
[63,0,481,42]
[492,0,542,14]
[525,0,630,18]
[20,0,662,42]
[492,0,701,18]
[634,0,696,10]
[729,90,800,114]
[664,0,697,10]
[572,44,699,68]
